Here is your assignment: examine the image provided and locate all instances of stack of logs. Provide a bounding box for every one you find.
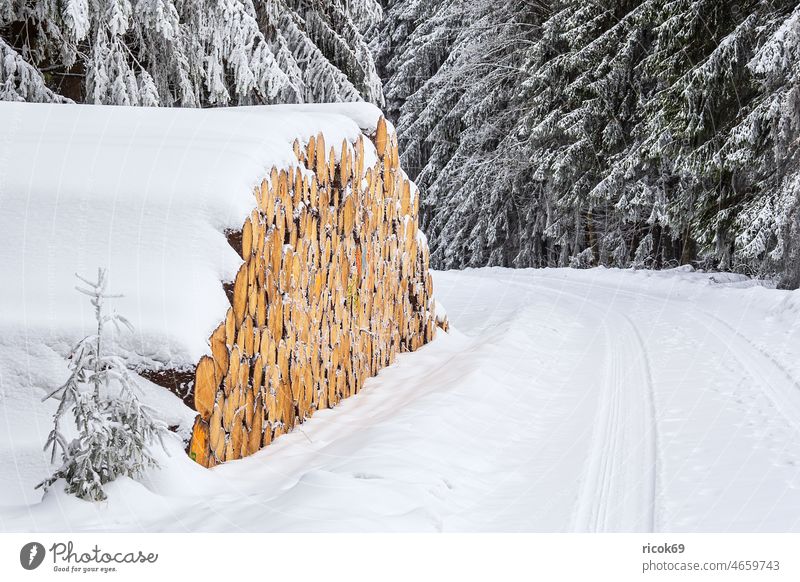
[188,118,443,467]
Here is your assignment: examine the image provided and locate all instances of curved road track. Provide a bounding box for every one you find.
[6,267,800,532]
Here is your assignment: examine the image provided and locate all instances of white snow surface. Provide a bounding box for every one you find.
[0,101,383,369]
[4,266,800,532]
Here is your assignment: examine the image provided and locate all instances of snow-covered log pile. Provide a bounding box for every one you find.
[0,101,443,469]
[188,118,441,467]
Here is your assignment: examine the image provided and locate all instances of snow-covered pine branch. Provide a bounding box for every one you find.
[38,268,167,502]
[380,0,800,284]
[0,0,384,106]
[0,37,72,103]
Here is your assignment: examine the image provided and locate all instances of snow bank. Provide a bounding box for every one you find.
[6,266,800,531]
[5,261,800,530]
[0,101,382,369]
[0,100,439,508]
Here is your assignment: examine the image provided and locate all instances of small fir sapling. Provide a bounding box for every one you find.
[38,268,168,502]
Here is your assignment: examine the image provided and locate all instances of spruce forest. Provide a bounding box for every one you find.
[2,0,798,285]
[5,0,800,541]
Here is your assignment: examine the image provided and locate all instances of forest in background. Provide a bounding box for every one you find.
[0,0,383,105]
[1,1,799,287]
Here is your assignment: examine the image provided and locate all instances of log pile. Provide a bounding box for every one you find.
[187,118,445,467]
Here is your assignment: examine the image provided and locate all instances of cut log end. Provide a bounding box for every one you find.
[188,120,437,466]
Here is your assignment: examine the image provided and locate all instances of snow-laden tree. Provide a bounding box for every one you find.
[375,0,547,268]
[604,0,763,270]
[0,0,384,105]
[372,0,471,183]
[728,4,800,286]
[381,0,800,285]
[515,0,654,268]
[0,36,71,102]
[594,0,800,274]
[373,0,457,130]
[38,269,167,502]
[430,0,550,268]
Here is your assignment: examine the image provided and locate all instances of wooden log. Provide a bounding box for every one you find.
[265,176,277,224]
[225,307,235,349]
[210,322,229,380]
[280,377,294,426]
[328,145,336,184]
[340,139,349,186]
[232,264,248,327]
[209,403,225,461]
[194,355,217,420]
[306,135,316,170]
[315,133,326,183]
[258,179,269,212]
[293,168,303,206]
[375,117,388,157]
[230,416,244,460]
[278,340,289,384]
[239,315,255,358]
[242,216,253,258]
[266,366,280,418]
[256,288,266,327]
[260,329,275,366]
[225,345,241,396]
[188,120,442,467]
[188,417,210,466]
[278,170,289,210]
[248,393,263,455]
[254,212,266,258]
[391,137,399,170]
[293,139,304,165]
[222,384,240,431]
[355,136,365,182]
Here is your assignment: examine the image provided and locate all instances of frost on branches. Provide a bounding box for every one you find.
[38,269,167,502]
[379,0,800,286]
[0,0,383,106]
[0,37,71,103]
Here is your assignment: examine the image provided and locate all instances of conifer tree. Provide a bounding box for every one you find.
[38,269,167,502]
[379,0,800,285]
[0,0,384,105]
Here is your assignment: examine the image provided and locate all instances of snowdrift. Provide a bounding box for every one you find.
[0,101,442,467]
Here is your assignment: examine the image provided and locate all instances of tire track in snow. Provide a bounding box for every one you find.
[520,273,800,401]
[461,273,660,531]
[573,318,624,531]
[571,311,658,532]
[526,274,800,436]
[515,273,800,528]
[692,313,800,437]
[438,271,800,531]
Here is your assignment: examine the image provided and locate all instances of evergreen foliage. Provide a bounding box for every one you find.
[0,0,384,105]
[378,0,800,286]
[38,269,167,502]
[4,1,799,285]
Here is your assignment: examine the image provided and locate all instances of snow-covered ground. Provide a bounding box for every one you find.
[3,266,800,532]
[0,101,384,369]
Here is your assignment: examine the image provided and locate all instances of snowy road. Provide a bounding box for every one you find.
[4,267,800,532]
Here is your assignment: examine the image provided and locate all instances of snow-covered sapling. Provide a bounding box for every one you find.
[38,268,167,502]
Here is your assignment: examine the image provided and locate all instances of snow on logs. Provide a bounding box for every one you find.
[188,117,444,467]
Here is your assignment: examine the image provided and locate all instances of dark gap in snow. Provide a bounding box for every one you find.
[225,228,243,258]
[223,281,235,304]
[139,368,196,410]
